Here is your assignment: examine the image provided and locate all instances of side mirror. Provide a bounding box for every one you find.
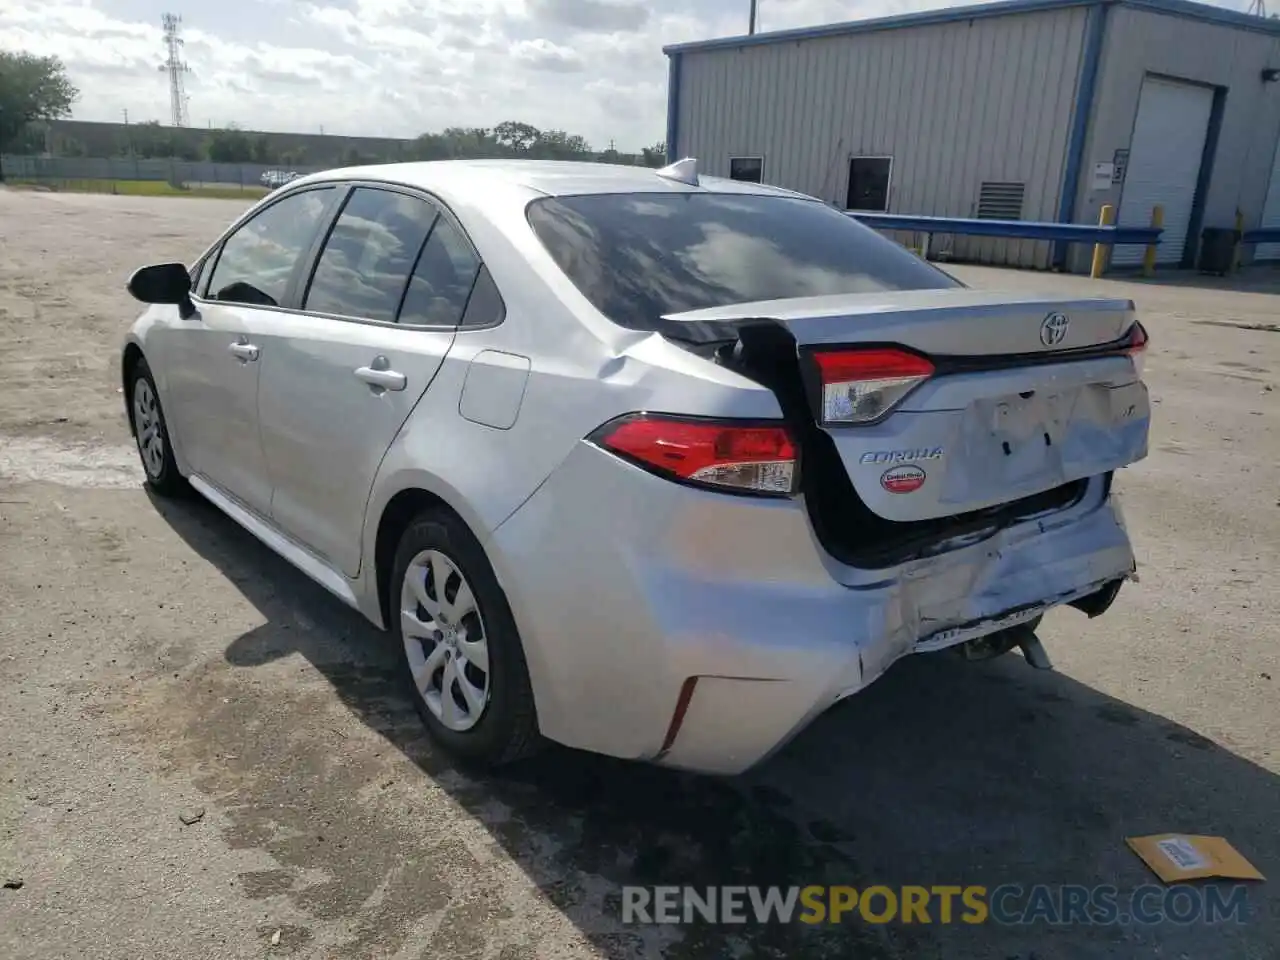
[127,262,195,319]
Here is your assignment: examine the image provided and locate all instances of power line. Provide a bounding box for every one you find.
[159,14,192,127]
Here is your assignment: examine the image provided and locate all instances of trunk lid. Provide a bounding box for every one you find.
[659,289,1150,524]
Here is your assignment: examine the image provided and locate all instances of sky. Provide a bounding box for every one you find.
[0,0,1260,152]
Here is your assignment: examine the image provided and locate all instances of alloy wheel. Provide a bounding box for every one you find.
[400,548,491,732]
[133,379,165,480]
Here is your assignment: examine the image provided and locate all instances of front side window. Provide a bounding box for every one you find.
[526,192,959,331]
[205,187,335,307]
[303,187,440,323]
[188,255,207,298]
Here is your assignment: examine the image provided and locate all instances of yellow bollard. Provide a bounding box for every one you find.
[1142,205,1163,278]
[1091,204,1114,279]
[1231,208,1244,274]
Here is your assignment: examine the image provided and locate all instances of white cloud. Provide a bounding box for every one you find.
[510,37,586,71]
[528,0,651,32]
[0,0,1254,152]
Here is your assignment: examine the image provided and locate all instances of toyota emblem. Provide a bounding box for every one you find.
[1040,312,1070,347]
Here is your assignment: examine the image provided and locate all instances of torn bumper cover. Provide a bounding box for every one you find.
[665,493,1135,775]
[491,443,1137,776]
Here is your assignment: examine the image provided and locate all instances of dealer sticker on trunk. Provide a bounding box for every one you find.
[880,464,926,493]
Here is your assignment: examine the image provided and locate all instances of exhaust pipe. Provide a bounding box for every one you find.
[957,621,1054,670]
[1016,632,1053,670]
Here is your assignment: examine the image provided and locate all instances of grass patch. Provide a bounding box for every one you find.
[5,178,269,200]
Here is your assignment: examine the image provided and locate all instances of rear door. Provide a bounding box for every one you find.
[662,289,1150,522]
[254,184,495,577]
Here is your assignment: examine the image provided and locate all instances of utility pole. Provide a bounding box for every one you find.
[122,108,129,125]
[749,0,758,34]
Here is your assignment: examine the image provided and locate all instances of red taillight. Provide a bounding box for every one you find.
[810,347,934,424]
[590,414,798,496]
[1125,322,1149,376]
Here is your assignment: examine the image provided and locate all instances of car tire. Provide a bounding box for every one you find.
[129,358,189,498]
[391,508,540,768]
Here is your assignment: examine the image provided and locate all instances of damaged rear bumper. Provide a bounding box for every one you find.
[913,573,1127,654]
[489,442,1137,776]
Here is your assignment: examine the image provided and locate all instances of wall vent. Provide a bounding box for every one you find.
[976,181,1026,220]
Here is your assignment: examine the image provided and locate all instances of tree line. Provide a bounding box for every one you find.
[1,51,666,170]
[97,120,666,168]
[406,122,667,168]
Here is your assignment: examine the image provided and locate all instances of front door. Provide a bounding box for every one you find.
[256,186,488,577]
[164,185,341,516]
[162,300,273,513]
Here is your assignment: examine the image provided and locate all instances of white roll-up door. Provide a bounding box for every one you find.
[1255,137,1280,262]
[1112,76,1214,267]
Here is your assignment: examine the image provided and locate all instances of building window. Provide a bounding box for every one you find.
[729,157,764,183]
[976,181,1026,220]
[846,157,892,212]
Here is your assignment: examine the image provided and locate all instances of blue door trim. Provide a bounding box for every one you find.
[1181,84,1227,269]
[1053,0,1109,267]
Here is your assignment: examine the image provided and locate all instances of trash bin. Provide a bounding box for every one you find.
[1198,227,1237,276]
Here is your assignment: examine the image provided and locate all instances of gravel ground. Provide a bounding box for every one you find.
[1,188,1277,959]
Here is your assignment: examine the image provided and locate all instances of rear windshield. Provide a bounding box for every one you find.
[526,192,960,331]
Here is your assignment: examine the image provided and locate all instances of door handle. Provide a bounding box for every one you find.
[354,362,407,392]
[228,341,260,362]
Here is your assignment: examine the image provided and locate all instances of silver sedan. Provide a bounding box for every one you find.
[121,159,1150,774]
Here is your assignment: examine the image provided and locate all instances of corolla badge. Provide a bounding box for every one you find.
[860,447,943,464]
[1040,312,1070,347]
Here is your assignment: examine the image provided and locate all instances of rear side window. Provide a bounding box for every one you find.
[206,187,335,307]
[304,188,439,323]
[397,216,481,327]
[459,265,504,327]
[525,192,959,331]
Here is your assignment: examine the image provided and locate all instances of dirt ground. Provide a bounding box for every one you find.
[0,188,1277,960]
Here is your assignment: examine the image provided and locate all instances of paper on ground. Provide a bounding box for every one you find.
[1126,834,1265,883]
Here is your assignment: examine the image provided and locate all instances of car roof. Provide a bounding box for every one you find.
[292,159,818,203]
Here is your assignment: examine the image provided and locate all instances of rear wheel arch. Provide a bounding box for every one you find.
[375,487,463,630]
[388,501,541,765]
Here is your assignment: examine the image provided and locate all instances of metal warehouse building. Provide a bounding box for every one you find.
[662,0,1280,271]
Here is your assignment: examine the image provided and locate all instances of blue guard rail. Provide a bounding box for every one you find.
[1241,227,1280,246]
[847,212,1163,246]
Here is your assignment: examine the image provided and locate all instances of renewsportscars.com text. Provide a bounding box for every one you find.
[621,884,1250,926]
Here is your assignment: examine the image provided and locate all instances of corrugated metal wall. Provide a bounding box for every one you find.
[674,7,1090,268]
[1071,6,1280,270]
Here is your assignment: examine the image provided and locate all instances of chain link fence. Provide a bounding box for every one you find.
[0,155,326,196]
